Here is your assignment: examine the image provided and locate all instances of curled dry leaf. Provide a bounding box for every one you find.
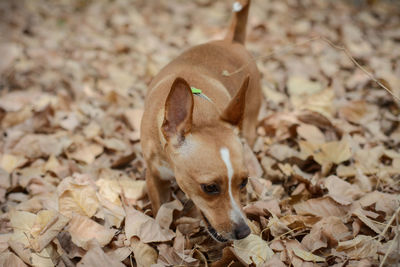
[292,248,325,262]
[359,191,399,217]
[233,234,274,265]
[0,251,28,267]
[302,216,351,252]
[268,215,291,237]
[124,206,175,243]
[157,243,199,266]
[8,210,59,267]
[66,143,103,164]
[96,177,146,206]
[336,235,381,259]
[29,209,70,252]
[294,197,349,218]
[325,175,363,205]
[95,195,126,228]
[67,214,117,249]
[299,137,352,166]
[244,199,281,217]
[130,237,158,267]
[155,199,184,229]
[58,175,99,218]
[77,240,125,267]
[0,154,27,173]
[296,123,325,144]
[339,100,378,124]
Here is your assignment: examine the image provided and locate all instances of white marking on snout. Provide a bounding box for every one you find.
[220,147,246,224]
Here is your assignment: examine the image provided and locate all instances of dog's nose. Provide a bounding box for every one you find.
[233,223,251,240]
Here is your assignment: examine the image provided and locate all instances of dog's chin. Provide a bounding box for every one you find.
[200,212,229,243]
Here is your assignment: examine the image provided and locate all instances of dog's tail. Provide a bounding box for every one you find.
[225,0,250,44]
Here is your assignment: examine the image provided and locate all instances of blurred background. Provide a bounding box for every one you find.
[1,0,399,111]
[0,1,400,266]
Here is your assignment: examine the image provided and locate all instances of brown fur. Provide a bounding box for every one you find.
[140,0,261,241]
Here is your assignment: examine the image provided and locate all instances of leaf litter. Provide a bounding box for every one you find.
[0,0,400,266]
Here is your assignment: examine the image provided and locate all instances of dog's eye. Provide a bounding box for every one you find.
[201,183,220,195]
[239,178,248,189]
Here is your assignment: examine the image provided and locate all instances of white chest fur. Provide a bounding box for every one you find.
[156,160,175,181]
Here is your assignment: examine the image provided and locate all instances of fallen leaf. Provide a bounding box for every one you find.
[0,154,27,173]
[336,235,381,259]
[66,143,103,164]
[155,199,184,229]
[68,214,117,249]
[299,137,352,165]
[233,234,274,265]
[294,197,349,218]
[29,209,70,252]
[325,175,363,205]
[58,175,99,218]
[0,251,28,267]
[77,240,125,267]
[125,206,175,243]
[292,248,325,262]
[130,237,158,267]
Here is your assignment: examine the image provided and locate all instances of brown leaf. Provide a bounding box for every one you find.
[77,240,125,267]
[130,237,158,267]
[0,251,28,267]
[294,197,349,218]
[124,206,175,243]
[325,175,363,205]
[233,234,274,265]
[29,210,70,252]
[336,235,381,259]
[67,214,117,249]
[244,199,281,217]
[58,175,99,218]
[155,199,183,229]
[299,137,352,166]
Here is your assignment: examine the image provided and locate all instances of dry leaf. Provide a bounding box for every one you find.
[325,175,363,205]
[58,175,99,218]
[29,209,70,252]
[96,177,146,206]
[0,154,27,173]
[294,197,349,218]
[77,240,125,267]
[0,251,28,267]
[233,234,274,265]
[66,143,103,164]
[336,235,381,259]
[292,248,325,262]
[155,199,184,229]
[124,206,175,243]
[68,214,117,249]
[299,137,352,165]
[130,237,158,267]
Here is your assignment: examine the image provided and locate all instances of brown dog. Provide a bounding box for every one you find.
[140,0,261,241]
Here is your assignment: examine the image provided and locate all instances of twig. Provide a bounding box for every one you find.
[379,232,399,267]
[378,206,400,242]
[318,36,400,103]
[223,35,400,103]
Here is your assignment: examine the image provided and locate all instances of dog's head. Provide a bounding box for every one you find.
[161,77,251,241]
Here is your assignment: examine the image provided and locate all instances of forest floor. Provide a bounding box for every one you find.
[0,0,400,266]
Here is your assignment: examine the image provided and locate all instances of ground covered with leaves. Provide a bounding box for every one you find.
[0,0,399,266]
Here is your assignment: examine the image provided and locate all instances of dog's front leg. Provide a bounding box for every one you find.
[145,169,171,215]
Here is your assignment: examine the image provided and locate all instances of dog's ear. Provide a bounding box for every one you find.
[220,76,249,127]
[162,77,194,142]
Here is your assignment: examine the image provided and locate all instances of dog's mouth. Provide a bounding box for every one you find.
[200,212,229,243]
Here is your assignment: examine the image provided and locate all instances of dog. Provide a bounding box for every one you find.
[140,0,261,242]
